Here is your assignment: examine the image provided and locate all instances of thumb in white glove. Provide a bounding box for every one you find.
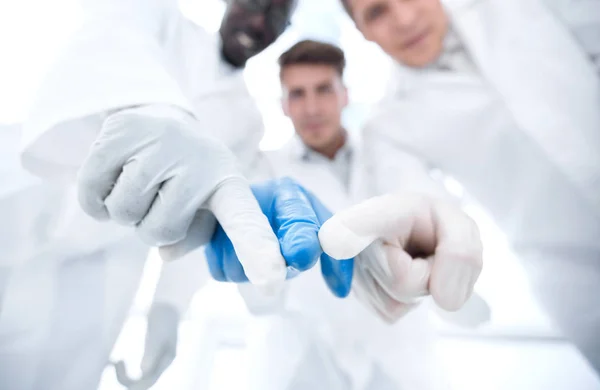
[319,193,483,322]
[77,104,286,289]
[114,303,179,390]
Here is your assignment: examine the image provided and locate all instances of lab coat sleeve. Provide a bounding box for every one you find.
[159,14,266,173]
[21,0,195,178]
[237,283,290,316]
[151,249,211,316]
[361,119,454,201]
[188,72,266,174]
[543,0,600,74]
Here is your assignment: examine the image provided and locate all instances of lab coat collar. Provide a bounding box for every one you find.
[289,130,357,163]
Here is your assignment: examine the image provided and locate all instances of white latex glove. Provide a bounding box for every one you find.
[77,104,286,287]
[319,193,483,323]
[114,304,179,390]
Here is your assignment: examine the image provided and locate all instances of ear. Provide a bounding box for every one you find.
[281,96,290,117]
[353,21,374,43]
[342,85,349,108]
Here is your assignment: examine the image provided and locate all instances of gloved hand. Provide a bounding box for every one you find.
[77,104,286,288]
[114,304,179,390]
[206,177,354,298]
[319,193,483,322]
[220,0,298,67]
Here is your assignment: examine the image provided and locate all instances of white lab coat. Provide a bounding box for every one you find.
[363,0,600,371]
[1,0,265,388]
[542,0,600,73]
[241,136,447,390]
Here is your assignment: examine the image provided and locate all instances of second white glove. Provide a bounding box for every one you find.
[319,193,483,322]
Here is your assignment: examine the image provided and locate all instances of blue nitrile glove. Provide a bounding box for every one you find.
[205,177,354,298]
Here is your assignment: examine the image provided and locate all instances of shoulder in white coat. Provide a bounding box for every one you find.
[21,0,261,178]
[373,0,600,216]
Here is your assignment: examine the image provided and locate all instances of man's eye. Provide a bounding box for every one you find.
[365,4,386,21]
[235,0,266,12]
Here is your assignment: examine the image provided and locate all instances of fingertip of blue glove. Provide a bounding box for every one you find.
[281,228,322,272]
[205,243,227,282]
[320,254,354,298]
[205,224,232,282]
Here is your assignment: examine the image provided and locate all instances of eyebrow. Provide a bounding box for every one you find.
[288,87,305,95]
[364,2,386,19]
[316,81,333,90]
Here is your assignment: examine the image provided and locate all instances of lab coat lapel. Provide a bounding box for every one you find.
[449,0,600,215]
[265,137,352,212]
[347,134,374,203]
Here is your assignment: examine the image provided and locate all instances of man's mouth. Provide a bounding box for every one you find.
[401,29,430,50]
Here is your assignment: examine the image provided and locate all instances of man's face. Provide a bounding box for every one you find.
[220,0,297,67]
[281,64,348,151]
[348,0,448,67]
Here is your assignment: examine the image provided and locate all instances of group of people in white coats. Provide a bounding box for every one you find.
[0,0,598,389]
[235,40,470,390]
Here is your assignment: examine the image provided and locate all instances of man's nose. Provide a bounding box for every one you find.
[390,0,418,30]
[304,95,320,115]
[247,13,266,30]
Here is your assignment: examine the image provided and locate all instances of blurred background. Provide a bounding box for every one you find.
[0,0,599,389]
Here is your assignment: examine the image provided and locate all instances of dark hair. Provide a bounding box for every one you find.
[278,40,346,78]
[340,0,352,17]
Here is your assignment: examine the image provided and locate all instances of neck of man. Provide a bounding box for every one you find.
[314,128,347,160]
